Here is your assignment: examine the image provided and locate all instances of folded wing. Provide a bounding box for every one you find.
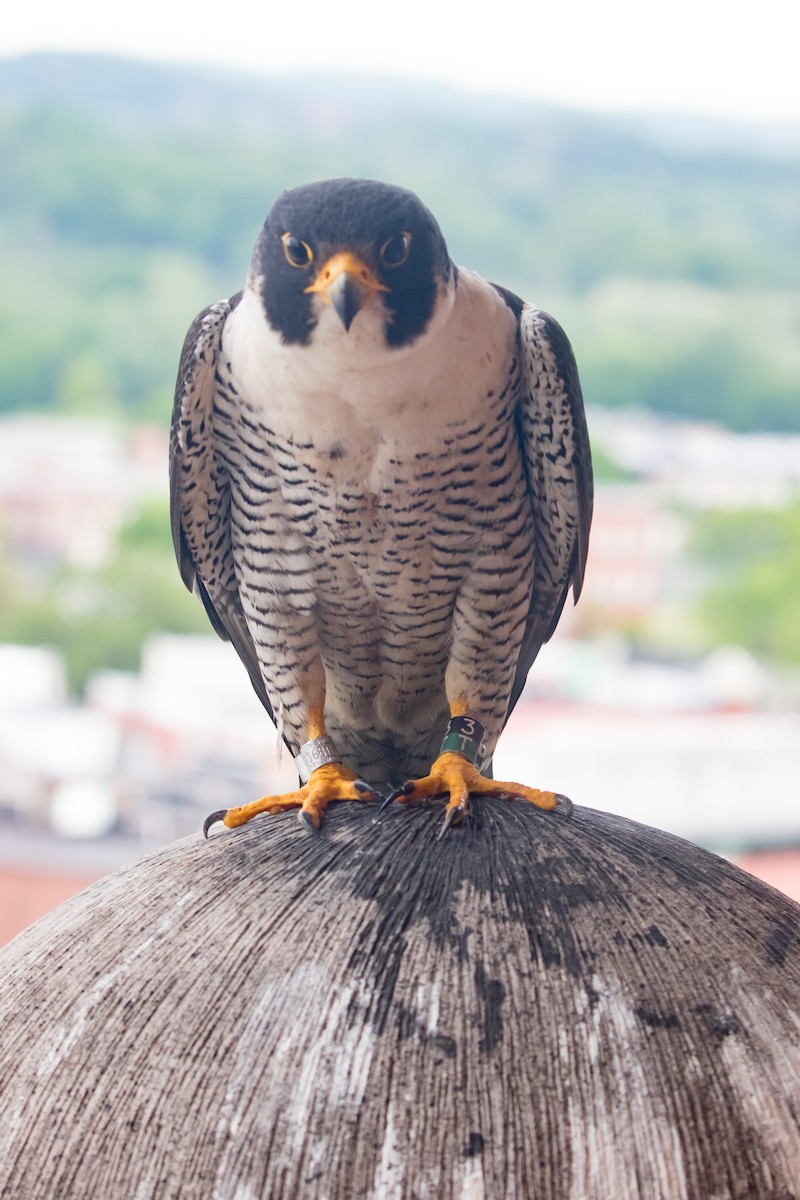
[169,295,275,720]
[508,305,593,718]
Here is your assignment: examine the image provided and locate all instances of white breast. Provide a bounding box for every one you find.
[221,268,517,456]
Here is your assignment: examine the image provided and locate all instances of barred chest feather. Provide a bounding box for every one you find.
[212,271,531,607]
[209,270,537,758]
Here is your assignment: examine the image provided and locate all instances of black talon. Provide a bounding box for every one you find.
[354,779,374,795]
[378,787,403,814]
[438,806,464,839]
[203,810,228,838]
[378,780,414,813]
[298,809,319,832]
[554,793,574,820]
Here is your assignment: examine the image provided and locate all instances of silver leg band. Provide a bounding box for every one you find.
[295,735,341,783]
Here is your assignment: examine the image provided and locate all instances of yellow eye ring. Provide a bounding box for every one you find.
[282,232,313,268]
[380,232,412,268]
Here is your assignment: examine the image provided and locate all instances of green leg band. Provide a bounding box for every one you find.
[440,716,487,767]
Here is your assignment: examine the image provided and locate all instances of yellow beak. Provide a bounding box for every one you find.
[305,252,388,330]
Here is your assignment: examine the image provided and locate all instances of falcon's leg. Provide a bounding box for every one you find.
[203,707,376,836]
[387,703,570,834]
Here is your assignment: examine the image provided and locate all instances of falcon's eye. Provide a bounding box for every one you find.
[282,232,313,268]
[380,232,412,268]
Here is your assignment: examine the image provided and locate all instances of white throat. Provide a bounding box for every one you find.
[222,268,514,441]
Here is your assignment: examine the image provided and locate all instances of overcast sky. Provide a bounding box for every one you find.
[4,0,799,124]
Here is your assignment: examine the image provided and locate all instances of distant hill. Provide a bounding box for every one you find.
[1,53,798,430]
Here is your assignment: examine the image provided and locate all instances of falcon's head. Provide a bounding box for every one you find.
[251,178,455,349]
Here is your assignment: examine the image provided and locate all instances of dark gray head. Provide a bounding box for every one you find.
[251,178,454,348]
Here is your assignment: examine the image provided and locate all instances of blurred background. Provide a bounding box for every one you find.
[1,0,799,942]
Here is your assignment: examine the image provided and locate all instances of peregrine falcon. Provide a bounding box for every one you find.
[170,178,592,836]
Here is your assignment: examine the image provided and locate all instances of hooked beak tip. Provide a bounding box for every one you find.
[327,273,369,331]
[305,252,387,331]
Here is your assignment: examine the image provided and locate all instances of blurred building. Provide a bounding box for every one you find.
[499,695,800,848]
[575,485,685,626]
[0,416,165,567]
[589,406,800,508]
[0,638,294,845]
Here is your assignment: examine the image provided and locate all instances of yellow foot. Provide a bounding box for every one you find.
[383,751,571,835]
[203,764,376,836]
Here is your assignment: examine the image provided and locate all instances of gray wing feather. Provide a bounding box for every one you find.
[507,306,593,718]
[169,296,275,721]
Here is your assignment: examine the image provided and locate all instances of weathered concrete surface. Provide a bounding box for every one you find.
[1,800,799,1199]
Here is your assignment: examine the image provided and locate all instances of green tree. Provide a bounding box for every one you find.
[0,501,210,692]
[691,503,800,663]
[2,59,799,432]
